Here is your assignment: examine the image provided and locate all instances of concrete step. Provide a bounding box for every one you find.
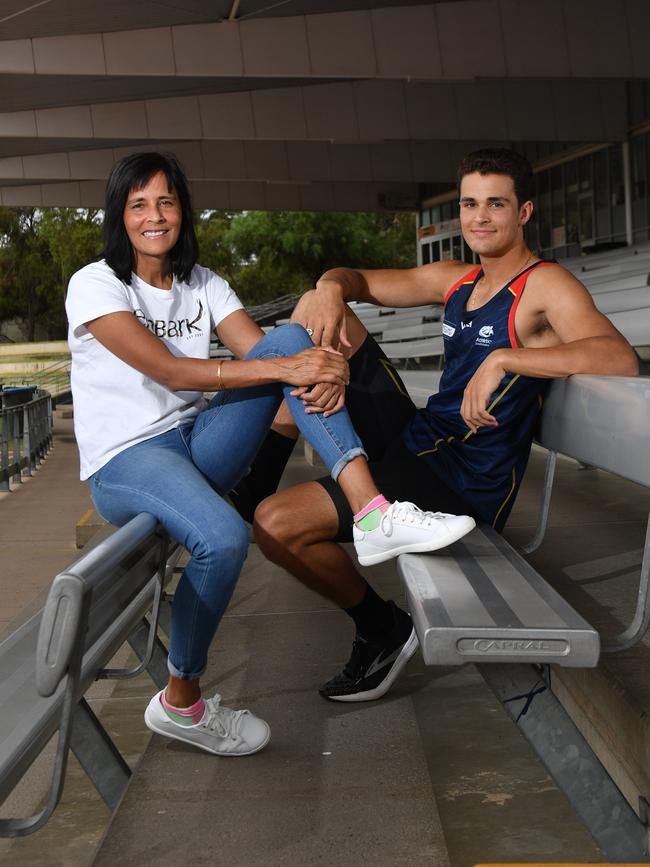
[93,546,452,867]
[75,506,107,548]
[1,446,607,865]
[552,664,650,821]
[0,341,69,358]
[506,447,650,830]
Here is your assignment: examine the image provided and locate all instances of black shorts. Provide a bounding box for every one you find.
[343,333,417,460]
[316,336,475,542]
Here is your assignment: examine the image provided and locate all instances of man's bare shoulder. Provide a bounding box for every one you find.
[414,259,477,289]
[524,260,590,303]
[527,260,585,286]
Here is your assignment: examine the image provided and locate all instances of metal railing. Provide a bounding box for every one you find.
[1,359,71,400]
[0,388,53,492]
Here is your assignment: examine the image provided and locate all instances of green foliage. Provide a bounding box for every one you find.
[221,210,416,305]
[0,208,59,341]
[0,206,416,338]
[193,211,237,284]
[0,207,102,340]
[39,208,103,297]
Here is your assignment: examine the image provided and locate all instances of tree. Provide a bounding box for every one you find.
[193,211,238,285]
[0,208,103,341]
[0,206,417,338]
[225,210,416,304]
[0,208,61,341]
[38,208,103,299]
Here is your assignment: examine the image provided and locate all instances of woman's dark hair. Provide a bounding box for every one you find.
[103,151,198,284]
[457,148,534,207]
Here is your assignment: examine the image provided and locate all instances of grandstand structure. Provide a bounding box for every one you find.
[0,0,649,224]
[4,1,647,345]
[2,2,650,865]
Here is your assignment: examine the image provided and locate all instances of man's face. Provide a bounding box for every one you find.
[459,172,532,257]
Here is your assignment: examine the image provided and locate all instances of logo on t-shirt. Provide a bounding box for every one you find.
[134,300,204,340]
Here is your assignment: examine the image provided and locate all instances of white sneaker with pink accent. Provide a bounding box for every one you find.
[353,501,475,566]
[144,691,270,756]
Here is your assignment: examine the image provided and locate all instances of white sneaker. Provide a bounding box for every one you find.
[353,501,476,566]
[144,691,271,756]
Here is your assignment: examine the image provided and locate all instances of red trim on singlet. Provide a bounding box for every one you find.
[507,261,553,349]
[443,266,482,307]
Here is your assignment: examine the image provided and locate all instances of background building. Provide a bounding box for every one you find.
[2,0,650,237]
[418,109,650,266]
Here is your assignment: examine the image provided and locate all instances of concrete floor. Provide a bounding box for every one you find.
[6,420,650,864]
[0,415,93,635]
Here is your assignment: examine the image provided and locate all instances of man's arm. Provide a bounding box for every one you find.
[461,265,639,433]
[294,260,467,348]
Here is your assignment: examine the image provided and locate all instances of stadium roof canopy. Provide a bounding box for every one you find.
[1,0,648,210]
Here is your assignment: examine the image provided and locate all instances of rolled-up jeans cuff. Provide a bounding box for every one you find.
[330,447,368,483]
[167,659,207,681]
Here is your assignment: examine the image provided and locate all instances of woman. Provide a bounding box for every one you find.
[65,152,473,757]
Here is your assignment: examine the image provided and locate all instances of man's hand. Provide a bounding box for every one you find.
[290,382,345,416]
[290,288,351,350]
[460,350,507,434]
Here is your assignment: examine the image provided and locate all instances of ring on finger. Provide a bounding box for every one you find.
[306,327,314,336]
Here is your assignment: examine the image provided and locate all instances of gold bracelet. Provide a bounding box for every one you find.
[216,360,224,391]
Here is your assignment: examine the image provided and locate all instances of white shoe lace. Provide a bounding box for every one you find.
[200,694,248,740]
[379,501,454,537]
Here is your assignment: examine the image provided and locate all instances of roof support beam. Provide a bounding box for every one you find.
[1,1,649,81]
[0,80,627,145]
[0,139,513,185]
[0,178,420,212]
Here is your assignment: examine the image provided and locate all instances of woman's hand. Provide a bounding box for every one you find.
[290,288,351,350]
[272,346,349,388]
[290,382,345,416]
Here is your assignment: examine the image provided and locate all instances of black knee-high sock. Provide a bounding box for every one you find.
[344,581,400,640]
[229,429,297,522]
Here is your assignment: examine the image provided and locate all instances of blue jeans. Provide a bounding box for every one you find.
[88,325,366,680]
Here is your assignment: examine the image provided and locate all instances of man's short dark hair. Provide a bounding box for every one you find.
[457,148,534,207]
[103,151,198,285]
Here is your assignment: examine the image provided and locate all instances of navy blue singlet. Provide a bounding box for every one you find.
[402,261,552,531]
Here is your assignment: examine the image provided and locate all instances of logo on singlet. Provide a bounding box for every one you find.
[460,320,473,330]
[442,322,456,338]
[475,324,494,346]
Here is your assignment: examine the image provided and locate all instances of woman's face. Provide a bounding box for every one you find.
[123,171,182,269]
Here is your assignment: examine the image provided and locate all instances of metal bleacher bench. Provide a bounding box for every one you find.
[400,374,650,667]
[397,373,650,859]
[0,515,179,836]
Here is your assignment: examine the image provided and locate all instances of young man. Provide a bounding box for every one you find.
[251,148,639,703]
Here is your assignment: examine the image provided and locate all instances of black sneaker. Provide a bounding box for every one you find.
[319,603,419,702]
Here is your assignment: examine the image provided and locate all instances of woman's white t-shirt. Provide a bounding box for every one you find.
[66,260,243,480]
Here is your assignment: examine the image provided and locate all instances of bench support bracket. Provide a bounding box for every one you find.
[70,698,131,811]
[127,616,170,690]
[479,662,650,860]
[519,450,557,555]
[97,532,169,681]
[519,448,650,655]
[603,509,650,653]
[0,589,90,837]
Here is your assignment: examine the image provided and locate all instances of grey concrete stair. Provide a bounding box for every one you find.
[93,546,451,867]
